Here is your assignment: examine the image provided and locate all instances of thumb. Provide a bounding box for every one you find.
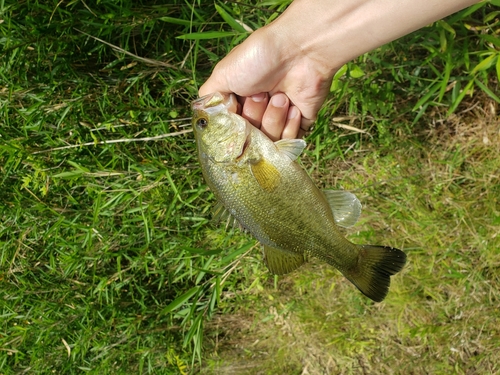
[199,45,243,97]
[199,74,227,98]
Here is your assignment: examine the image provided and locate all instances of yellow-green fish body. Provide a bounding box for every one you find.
[192,92,406,302]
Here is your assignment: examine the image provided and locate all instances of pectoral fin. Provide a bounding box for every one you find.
[263,245,305,275]
[322,190,362,228]
[211,202,240,230]
[274,139,307,161]
[250,159,281,192]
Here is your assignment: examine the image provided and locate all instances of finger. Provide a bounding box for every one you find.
[241,92,268,128]
[261,93,289,141]
[199,58,231,98]
[199,80,219,98]
[226,94,241,114]
[281,106,302,139]
[297,118,315,138]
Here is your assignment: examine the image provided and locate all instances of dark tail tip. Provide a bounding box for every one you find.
[346,245,407,302]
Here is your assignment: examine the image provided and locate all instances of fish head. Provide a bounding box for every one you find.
[192,92,249,163]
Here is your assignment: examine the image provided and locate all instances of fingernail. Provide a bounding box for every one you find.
[287,106,298,120]
[271,94,287,108]
[251,92,267,102]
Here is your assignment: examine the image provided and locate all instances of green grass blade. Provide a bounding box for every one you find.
[159,16,201,26]
[162,286,200,315]
[447,79,475,115]
[471,53,497,74]
[474,77,500,102]
[215,3,248,33]
[412,81,441,112]
[220,242,254,263]
[497,52,500,81]
[438,56,453,102]
[177,31,241,40]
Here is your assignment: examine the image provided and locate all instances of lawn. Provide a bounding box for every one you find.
[1,1,499,374]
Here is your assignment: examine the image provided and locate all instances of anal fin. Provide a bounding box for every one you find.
[263,245,305,275]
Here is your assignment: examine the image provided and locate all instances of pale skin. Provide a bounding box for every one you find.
[199,0,481,141]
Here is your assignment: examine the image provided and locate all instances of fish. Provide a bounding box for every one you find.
[192,92,406,302]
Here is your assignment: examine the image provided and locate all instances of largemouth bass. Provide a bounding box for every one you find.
[192,92,406,302]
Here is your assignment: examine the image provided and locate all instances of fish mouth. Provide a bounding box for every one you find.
[192,92,238,114]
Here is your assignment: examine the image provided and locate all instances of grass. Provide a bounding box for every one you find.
[1,0,499,374]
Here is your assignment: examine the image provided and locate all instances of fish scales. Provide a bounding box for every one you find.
[203,141,356,270]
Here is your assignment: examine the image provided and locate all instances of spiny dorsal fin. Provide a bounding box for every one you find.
[263,245,305,275]
[322,190,362,228]
[250,159,281,192]
[274,139,307,161]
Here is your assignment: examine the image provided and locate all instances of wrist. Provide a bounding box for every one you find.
[266,0,480,77]
[266,0,353,76]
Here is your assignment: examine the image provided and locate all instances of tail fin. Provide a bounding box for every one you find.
[345,245,406,302]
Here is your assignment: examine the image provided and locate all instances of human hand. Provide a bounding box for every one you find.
[199,25,336,141]
[200,0,479,141]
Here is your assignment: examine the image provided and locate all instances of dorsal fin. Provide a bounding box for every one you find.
[262,245,306,275]
[274,139,306,161]
[322,190,362,228]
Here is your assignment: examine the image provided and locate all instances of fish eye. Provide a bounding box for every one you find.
[196,117,208,129]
